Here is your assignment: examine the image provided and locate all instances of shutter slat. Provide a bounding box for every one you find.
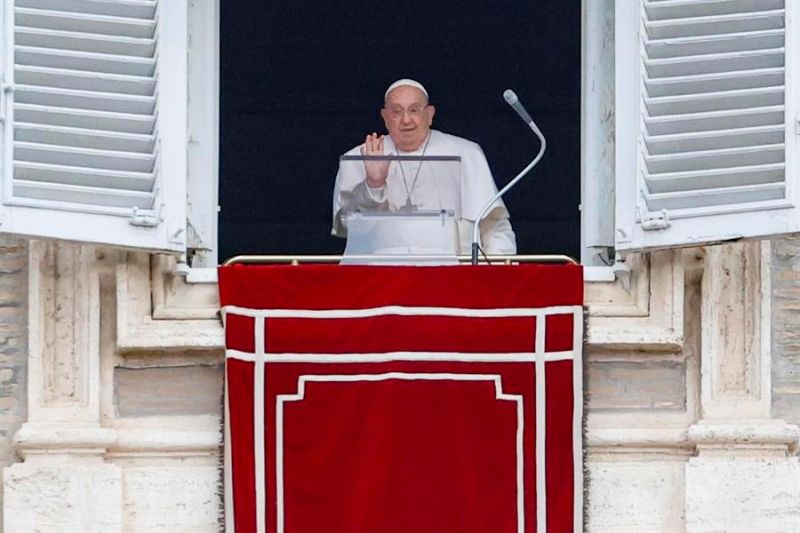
[645,0,784,21]
[645,124,784,155]
[13,180,154,209]
[16,0,157,20]
[645,182,785,210]
[15,7,156,38]
[645,68,783,97]
[15,85,155,115]
[645,105,784,135]
[645,86,783,115]
[645,48,784,78]
[15,66,155,96]
[14,141,155,173]
[645,9,784,39]
[15,161,154,192]
[15,123,155,153]
[646,29,783,59]
[644,143,784,174]
[16,46,155,76]
[16,26,156,57]
[646,163,784,193]
[15,103,155,134]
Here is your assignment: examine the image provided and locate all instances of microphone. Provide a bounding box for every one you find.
[471,89,546,265]
[503,89,533,125]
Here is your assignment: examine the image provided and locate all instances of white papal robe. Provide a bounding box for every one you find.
[332,130,517,254]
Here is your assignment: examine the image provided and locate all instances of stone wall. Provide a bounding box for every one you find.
[0,237,27,531]
[771,238,800,426]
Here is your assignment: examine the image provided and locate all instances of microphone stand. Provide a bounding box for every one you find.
[471,91,546,265]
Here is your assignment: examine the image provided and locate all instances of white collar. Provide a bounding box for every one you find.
[393,131,434,155]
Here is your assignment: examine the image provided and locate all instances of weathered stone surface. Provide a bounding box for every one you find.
[586,459,686,532]
[114,365,224,418]
[0,238,28,531]
[686,457,800,533]
[4,463,122,533]
[121,460,220,533]
[771,238,800,425]
[587,358,686,412]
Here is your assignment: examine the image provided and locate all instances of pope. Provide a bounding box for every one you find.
[332,79,517,255]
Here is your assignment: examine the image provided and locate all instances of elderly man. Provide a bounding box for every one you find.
[332,79,517,255]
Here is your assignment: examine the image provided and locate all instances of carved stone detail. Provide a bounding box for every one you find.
[587,250,684,351]
[116,253,223,353]
[28,241,100,421]
[701,241,764,415]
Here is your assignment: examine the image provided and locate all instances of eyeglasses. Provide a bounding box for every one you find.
[384,105,428,119]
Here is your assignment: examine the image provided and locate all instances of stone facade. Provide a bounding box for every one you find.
[0,239,796,532]
[0,238,27,529]
[771,238,800,427]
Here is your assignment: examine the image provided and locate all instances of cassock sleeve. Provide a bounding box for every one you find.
[461,142,517,255]
[478,208,517,255]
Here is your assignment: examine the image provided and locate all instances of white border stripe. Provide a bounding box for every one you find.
[572,309,584,531]
[222,304,582,319]
[254,316,266,533]
[275,373,525,533]
[226,349,575,363]
[534,315,547,533]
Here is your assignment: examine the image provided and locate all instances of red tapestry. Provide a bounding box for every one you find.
[219,264,583,533]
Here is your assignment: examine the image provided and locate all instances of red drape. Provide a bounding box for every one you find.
[220,264,583,533]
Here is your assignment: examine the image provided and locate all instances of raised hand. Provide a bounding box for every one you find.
[360,133,390,188]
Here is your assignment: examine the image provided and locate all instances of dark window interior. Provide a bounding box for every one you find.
[219,0,581,261]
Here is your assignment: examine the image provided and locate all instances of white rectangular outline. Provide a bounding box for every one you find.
[226,350,575,363]
[224,304,584,533]
[275,373,524,533]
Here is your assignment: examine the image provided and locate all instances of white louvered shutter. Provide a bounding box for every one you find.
[0,0,187,251]
[615,0,800,251]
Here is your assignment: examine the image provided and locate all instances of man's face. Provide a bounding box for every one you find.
[381,86,435,151]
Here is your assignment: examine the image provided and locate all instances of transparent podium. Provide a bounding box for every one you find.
[336,154,462,264]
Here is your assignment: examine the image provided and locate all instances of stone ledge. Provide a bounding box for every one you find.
[688,420,800,455]
[14,423,116,458]
[110,428,220,456]
[587,426,693,455]
[13,423,221,458]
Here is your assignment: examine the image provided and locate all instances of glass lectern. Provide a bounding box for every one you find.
[336,155,462,263]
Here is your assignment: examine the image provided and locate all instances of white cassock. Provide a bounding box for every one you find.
[332,130,517,254]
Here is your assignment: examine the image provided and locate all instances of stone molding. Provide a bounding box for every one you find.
[587,250,684,351]
[116,253,222,352]
[116,250,686,353]
[27,241,101,423]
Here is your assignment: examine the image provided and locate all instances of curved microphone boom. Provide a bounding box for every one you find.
[471,90,546,264]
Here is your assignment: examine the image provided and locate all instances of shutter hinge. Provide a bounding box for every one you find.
[0,83,14,124]
[129,205,163,227]
[641,208,671,231]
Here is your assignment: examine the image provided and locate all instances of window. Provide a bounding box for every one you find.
[0,0,187,252]
[615,0,799,252]
[217,0,582,261]
[2,0,799,266]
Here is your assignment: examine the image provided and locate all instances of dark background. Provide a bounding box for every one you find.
[219,0,581,262]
